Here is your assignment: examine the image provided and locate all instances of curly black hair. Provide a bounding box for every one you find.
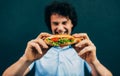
[44,1,77,31]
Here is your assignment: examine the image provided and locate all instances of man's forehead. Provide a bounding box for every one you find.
[51,14,69,19]
[51,14,70,22]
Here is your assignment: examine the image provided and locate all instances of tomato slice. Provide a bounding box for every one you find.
[51,38,59,42]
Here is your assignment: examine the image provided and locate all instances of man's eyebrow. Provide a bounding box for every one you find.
[52,22,59,25]
[62,21,67,22]
[52,22,58,23]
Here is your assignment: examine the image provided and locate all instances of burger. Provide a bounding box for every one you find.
[44,34,83,47]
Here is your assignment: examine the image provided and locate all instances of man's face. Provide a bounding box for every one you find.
[50,14,73,35]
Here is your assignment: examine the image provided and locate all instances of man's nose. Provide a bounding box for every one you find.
[56,25,66,33]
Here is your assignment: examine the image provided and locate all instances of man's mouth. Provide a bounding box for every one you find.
[54,30,68,34]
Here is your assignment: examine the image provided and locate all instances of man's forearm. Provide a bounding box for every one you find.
[89,59,112,76]
[2,56,32,76]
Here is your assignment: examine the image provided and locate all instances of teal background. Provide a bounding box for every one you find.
[0,0,120,75]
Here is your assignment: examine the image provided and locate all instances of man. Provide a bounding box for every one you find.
[3,1,112,76]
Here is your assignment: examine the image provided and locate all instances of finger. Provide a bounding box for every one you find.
[78,46,95,56]
[72,33,90,40]
[78,33,90,40]
[80,53,86,59]
[37,32,52,39]
[29,41,42,54]
[75,39,93,47]
[72,33,79,37]
[33,39,48,49]
[38,39,49,48]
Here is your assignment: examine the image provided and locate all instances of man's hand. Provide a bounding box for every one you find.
[23,32,51,62]
[2,32,52,76]
[72,33,97,64]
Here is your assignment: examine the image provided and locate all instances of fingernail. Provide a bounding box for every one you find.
[75,44,78,47]
[79,45,82,48]
[40,51,43,54]
[75,44,81,48]
[45,45,48,48]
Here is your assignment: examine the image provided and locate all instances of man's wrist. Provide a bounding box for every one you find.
[88,58,100,66]
[20,55,33,64]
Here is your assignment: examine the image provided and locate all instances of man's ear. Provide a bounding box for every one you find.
[71,24,73,28]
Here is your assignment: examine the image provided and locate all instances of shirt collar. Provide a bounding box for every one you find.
[53,45,72,51]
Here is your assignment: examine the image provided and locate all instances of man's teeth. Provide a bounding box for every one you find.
[61,32,64,34]
[59,33,67,34]
[55,31,68,34]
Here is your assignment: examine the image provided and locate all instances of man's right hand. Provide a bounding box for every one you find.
[22,32,51,62]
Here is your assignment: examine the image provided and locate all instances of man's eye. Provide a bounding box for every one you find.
[53,22,58,25]
[62,22,67,25]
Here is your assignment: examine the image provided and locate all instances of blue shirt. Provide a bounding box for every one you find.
[29,45,91,76]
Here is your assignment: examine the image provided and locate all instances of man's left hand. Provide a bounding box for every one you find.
[72,33,97,64]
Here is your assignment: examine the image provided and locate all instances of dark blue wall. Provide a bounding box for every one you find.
[0,0,120,76]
